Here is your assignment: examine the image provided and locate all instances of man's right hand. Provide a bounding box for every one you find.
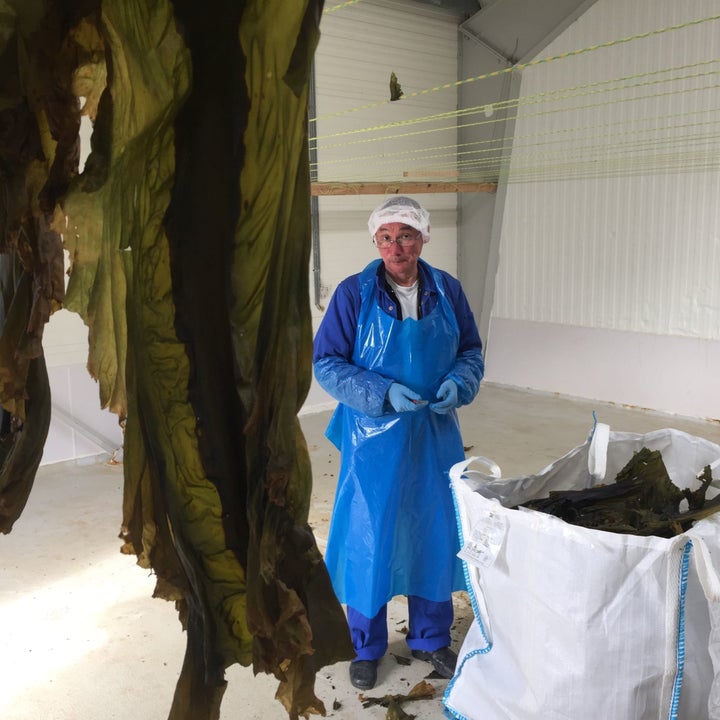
[388,383,425,412]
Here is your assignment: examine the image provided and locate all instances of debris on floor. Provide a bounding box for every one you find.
[359,679,437,719]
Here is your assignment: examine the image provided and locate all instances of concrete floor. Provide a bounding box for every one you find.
[2,383,719,720]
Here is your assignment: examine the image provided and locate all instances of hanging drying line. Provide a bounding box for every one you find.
[312,80,720,154]
[315,131,720,183]
[310,60,720,145]
[311,13,720,122]
[310,101,720,182]
[312,115,720,175]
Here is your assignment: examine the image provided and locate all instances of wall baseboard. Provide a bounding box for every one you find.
[485,318,720,422]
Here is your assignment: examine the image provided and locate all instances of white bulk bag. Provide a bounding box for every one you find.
[444,426,720,720]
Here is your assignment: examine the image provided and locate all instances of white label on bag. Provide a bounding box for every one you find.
[458,511,507,567]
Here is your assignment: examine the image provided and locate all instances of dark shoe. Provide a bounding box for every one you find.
[349,659,378,690]
[411,647,458,679]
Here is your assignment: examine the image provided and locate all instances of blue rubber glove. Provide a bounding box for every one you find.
[388,383,424,413]
[430,379,458,414]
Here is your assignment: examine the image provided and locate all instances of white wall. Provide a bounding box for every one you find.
[42,310,123,465]
[485,0,720,420]
[314,0,461,185]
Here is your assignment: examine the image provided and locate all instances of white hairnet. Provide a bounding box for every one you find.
[367,196,431,243]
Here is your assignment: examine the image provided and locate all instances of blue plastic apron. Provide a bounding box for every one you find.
[324,260,466,618]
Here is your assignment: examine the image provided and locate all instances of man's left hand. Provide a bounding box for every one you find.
[430,379,458,414]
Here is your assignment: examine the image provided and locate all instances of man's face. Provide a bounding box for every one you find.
[374,222,423,282]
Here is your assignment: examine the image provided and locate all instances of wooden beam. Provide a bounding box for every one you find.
[310,181,497,196]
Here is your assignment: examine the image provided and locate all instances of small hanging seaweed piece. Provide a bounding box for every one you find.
[520,447,720,538]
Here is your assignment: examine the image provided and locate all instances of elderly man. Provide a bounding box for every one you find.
[313,196,484,690]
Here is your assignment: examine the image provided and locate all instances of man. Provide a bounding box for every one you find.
[313,196,484,690]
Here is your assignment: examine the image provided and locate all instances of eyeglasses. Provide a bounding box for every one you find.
[373,231,420,248]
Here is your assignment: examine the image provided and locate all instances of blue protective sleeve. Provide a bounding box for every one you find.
[314,356,393,417]
[312,275,361,362]
[445,347,484,407]
[313,274,393,417]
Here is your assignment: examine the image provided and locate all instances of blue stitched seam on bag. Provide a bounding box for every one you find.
[449,480,492,648]
[669,540,692,720]
[444,479,494,720]
[443,645,493,719]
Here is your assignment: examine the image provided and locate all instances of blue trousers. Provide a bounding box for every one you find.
[347,595,453,662]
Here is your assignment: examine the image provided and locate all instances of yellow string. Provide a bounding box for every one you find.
[363,132,720,182]
[310,78,720,161]
[311,106,720,171]
[323,0,363,13]
[409,127,720,175]
[315,137,720,181]
[311,14,720,122]
[310,61,720,147]
[312,107,720,183]
[310,11,720,184]
[314,141,720,184]
[500,150,720,184]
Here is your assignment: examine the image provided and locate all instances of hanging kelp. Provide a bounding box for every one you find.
[0,1,353,719]
[0,0,70,531]
[520,447,720,537]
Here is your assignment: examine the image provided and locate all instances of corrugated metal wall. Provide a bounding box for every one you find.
[314,0,460,184]
[486,0,720,419]
[494,0,720,337]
